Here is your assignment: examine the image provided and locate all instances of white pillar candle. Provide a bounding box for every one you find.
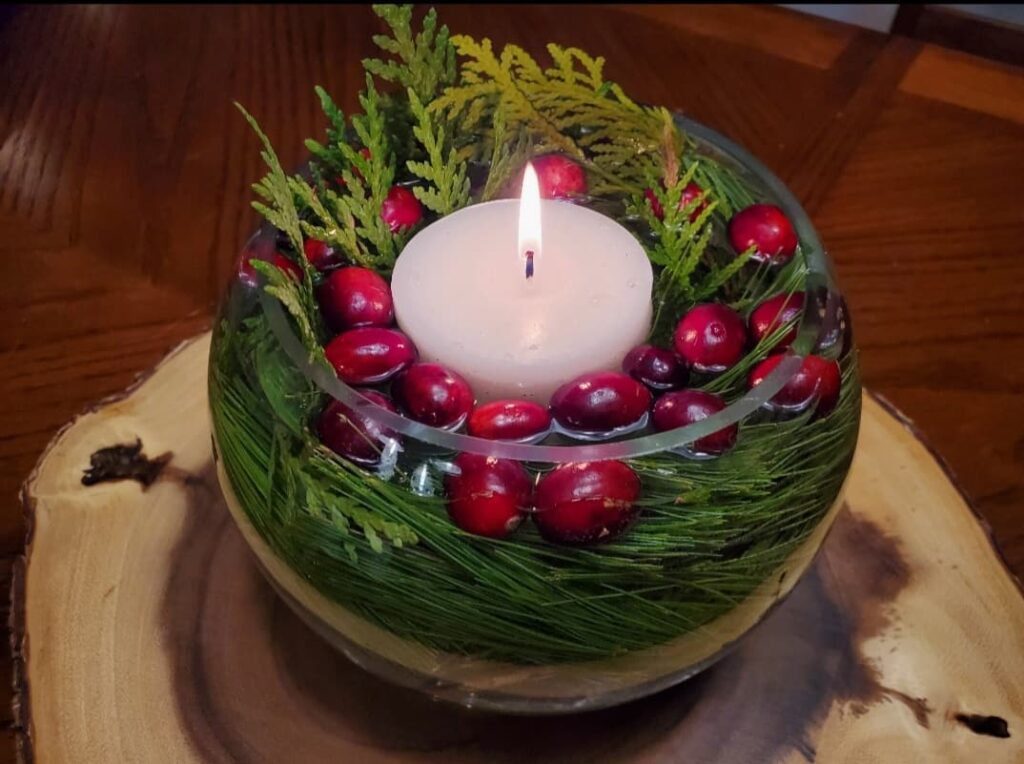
[391,168,653,404]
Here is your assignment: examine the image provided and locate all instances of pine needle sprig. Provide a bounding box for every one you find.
[687,152,756,218]
[210,308,860,664]
[702,265,810,397]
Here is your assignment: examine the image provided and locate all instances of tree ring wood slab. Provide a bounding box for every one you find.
[10,333,1024,763]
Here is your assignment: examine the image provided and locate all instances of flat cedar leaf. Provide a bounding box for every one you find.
[236,103,304,256]
[314,85,346,146]
[289,178,369,267]
[372,35,404,55]
[364,59,404,83]
[328,500,352,533]
[694,244,753,303]
[304,138,333,165]
[250,259,327,368]
[366,4,454,102]
[405,88,470,213]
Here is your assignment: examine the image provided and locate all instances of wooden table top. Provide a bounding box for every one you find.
[1,4,1022,759]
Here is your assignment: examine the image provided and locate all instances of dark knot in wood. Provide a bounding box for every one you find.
[954,713,1011,739]
[82,438,172,489]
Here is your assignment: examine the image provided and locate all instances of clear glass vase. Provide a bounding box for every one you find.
[208,115,860,713]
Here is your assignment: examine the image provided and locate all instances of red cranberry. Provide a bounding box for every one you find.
[317,266,394,331]
[748,354,842,417]
[324,327,416,385]
[673,304,747,373]
[728,204,798,264]
[749,292,805,351]
[392,363,475,430]
[237,251,303,287]
[550,372,652,436]
[622,344,689,391]
[467,400,552,441]
[317,391,399,467]
[273,253,304,281]
[445,454,531,538]
[532,155,587,199]
[652,390,737,456]
[533,461,641,545]
[380,185,423,232]
[644,181,708,223]
[303,238,340,272]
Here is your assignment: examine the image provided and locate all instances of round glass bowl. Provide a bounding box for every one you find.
[208,116,860,713]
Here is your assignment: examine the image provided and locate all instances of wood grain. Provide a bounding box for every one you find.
[900,45,1024,125]
[2,5,1024,762]
[15,333,1024,763]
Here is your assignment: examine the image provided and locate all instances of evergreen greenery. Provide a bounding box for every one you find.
[211,4,862,665]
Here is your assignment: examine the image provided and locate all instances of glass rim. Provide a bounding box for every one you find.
[259,114,832,463]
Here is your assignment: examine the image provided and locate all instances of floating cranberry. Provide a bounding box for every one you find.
[673,304,747,373]
[550,372,652,436]
[303,238,340,272]
[749,292,805,351]
[532,155,587,199]
[652,390,737,456]
[644,181,708,223]
[317,266,394,331]
[445,454,531,538]
[728,203,798,264]
[467,400,552,442]
[237,251,303,287]
[392,363,475,430]
[317,391,399,467]
[622,344,689,391]
[324,327,416,385]
[534,461,641,545]
[748,354,841,417]
[380,185,423,232]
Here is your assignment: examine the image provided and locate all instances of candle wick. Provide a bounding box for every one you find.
[525,250,534,279]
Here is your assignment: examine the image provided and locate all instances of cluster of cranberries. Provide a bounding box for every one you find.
[286,232,641,544]
[286,250,643,546]
[240,153,844,548]
[634,290,842,456]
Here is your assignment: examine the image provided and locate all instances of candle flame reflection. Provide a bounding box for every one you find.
[518,162,541,279]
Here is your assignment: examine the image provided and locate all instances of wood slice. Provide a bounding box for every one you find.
[11,333,1024,763]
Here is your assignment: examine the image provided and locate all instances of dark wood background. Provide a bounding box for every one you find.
[1,4,1023,760]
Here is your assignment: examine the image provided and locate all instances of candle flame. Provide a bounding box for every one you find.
[518,162,541,279]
